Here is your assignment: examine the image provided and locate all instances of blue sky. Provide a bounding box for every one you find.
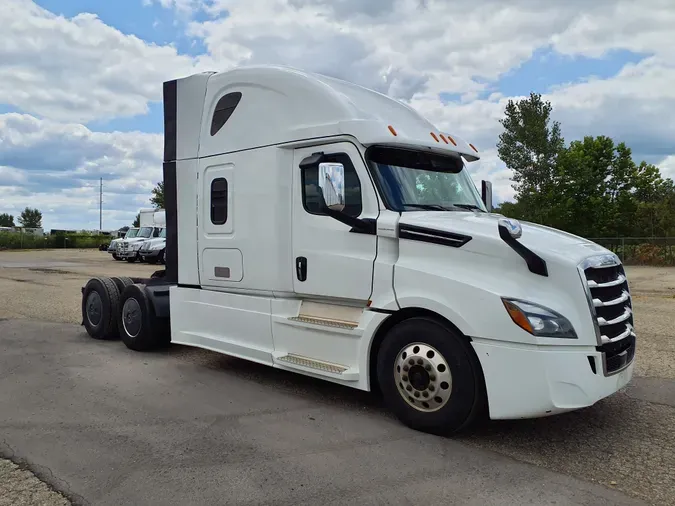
[1,0,674,231]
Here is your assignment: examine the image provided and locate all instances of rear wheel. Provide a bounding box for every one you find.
[126,254,138,263]
[376,317,485,436]
[81,277,120,340]
[110,276,134,295]
[118,283,168,351]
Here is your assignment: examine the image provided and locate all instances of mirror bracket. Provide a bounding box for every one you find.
[299,152,325,170]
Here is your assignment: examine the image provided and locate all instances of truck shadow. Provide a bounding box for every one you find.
[158,342,634,440]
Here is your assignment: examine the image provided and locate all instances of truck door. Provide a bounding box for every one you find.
[292,142,378,302]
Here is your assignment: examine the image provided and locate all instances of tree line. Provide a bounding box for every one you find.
[0,208,42,228]
[494,93,675,239]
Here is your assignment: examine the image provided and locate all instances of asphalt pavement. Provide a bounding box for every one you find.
[0,319,648,506]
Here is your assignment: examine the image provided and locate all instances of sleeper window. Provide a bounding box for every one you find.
[210,92,242,136]
[302,153,362,218]
[211,178,228,224]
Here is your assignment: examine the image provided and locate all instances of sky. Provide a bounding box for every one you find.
[1,0,674,231]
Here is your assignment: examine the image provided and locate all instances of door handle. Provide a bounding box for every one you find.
[296,257,307,282]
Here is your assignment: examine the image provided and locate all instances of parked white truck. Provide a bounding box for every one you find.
[116,209,165,263]
[138,227,167,264]
[81,65,635,435]
[107,228,138,260]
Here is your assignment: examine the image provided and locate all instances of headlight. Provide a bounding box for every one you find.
[502,298,577,339]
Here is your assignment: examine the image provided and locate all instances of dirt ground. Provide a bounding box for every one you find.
[0,249,674,505]
[0,249,159,324]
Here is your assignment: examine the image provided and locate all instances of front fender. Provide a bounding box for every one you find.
[391,241,596,346]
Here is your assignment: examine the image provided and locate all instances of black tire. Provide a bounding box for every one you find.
[117,283,168,351]
[376,316,486,436]
[126,254,137,263]
[112,253,120,260]
[147,257,158,265]
[159,249,166,265]
[81,277,120,340]
[110,276,134,295]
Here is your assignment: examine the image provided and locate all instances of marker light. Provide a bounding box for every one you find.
[430,132,440,142]
[469,143,478,153]
[446,135,457,146]
[502,299,577,339]
[388,125,398,136]
[439,134,449,144]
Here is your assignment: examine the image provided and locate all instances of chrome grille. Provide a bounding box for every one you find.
[578,254,636,376]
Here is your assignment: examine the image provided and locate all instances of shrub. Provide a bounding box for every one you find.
[0,232,111,250]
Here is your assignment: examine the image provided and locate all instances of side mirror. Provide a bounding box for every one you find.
[481,180,493,212]
[318,162,346,212]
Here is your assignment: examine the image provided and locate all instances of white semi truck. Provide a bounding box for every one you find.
[81,65,635,435]
[116,209,166,263]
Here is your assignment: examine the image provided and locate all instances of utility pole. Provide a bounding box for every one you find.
[99,177,103,232]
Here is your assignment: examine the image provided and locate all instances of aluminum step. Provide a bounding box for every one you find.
[287,315,358,330]
[273,353,358,380]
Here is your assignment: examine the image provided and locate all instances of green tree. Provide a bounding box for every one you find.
[496,92,565,225]
[18,207,42,228]
[495,92,675,240]
[0,213,14,227]
[133,213,140,227]
[150,181,165,209]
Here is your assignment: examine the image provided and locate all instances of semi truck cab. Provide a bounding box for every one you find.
[82,65,635,434]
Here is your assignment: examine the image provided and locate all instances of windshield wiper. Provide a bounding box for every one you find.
[452,204,486,212]
[403,204,456,211]
[403,203,485,212]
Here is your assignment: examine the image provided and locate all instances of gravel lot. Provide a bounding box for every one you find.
[0,249,673,505]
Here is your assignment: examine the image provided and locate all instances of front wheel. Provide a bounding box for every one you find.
[376,317,486,436]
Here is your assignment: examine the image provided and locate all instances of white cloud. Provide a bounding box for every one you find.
[658,155,675,181]
[0,0,201,123]
[0,113,162,230]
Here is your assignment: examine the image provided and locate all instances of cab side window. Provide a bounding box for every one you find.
[301,153,362,218]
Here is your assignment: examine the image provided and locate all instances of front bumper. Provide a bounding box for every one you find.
[118,250,140,259]
[472,338,635,420]
[139,249,161,259]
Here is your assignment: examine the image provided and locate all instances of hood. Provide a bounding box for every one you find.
[140,238,166,248]
[398,211,610,264]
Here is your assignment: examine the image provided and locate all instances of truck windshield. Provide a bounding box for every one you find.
[138,227,153,238]
[125,228,139,238]
[367,146,486,212]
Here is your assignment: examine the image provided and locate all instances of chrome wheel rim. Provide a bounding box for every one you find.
[394,342,452,412]
[122,297,142,338]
